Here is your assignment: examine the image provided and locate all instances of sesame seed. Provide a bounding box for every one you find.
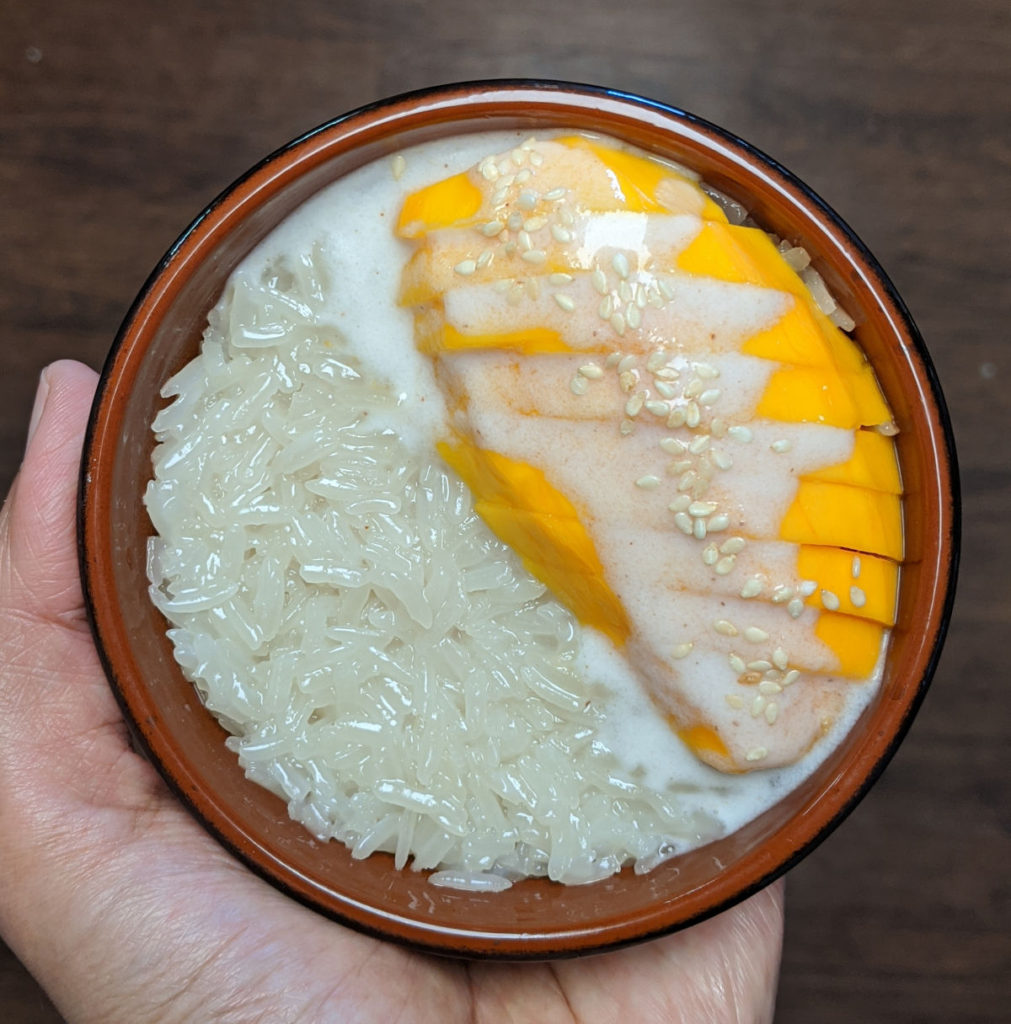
[746,746,769,762]
[626,304,642,329]
[610,312,627,336]
[710,418,728,438]
[523,215,547,232]
[646,350,668,373]
[654,366,679,380]
[689,501,717,516]
[658,278,676,301]
[645,399,669,418]
[678,470,698,492]
[740,578,763,599]
[454,259,477,276]
[619,418,635,436]
[674,512,694,534]
[660,437,688,455]
[772,647,789,670]
[741,670,762,686]
[668,458,692,476]
[716,537,742,556]
[699,388,722,407]
[759,679,783,695]
[517,229,532,251]
[672,641,694,659]
[391,153,407,179]
[667,407,686,428]
[559,205,575,226]
[476,249,495,269]
[771,586,795,604]
[693,518,707,539]
[550,224,573,243]
[605,351,622,367]
[626,393,645,417]
[491,187,510,206]
[521,249,547,264]
[619,280,633,303]
[851,555,862,578]
[612,252,630,279]
[684,377,703,399]
[635,474,661,489]
[689,434,711,454]
[599,295,615,319]
[479,159,499,181]
[702,543,719,565]
[516,170,533,185]
[714,619,738,636]
[578,362,603,379]
[744,626,769,643]
[850,586,867,608]
[751,695,767,717]
[550,272,573,285]
[798,579,818,597]
[727,425,753,443]
[543,186,566,201]
[764,702,779,725]
[654,380,678,399]
[708,513,731,532]
[695,362,719,379]
[569,375,589,396]
[821,589,841,611]
[729,653,747,673]
[668,494,692,512]
[518,188,537,208]
[554,292,576,312]
[507,211,524,230]
[771,439,793,453]
[748,659,772,672]
[787,597,805,618]
[511,147,527,164]
[635,283,647,308]
[684,402,701,428]
[782,669,800,686]
[619,369,638,392]
[711,450,734,471]
[529,150,544,167]
[715,556,736,575]
[481,219,505,236]
[726,694,745,710]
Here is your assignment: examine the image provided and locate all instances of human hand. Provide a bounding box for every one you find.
[0,360,784,1024]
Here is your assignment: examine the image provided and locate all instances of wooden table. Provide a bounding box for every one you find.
[1,1,1007,1020]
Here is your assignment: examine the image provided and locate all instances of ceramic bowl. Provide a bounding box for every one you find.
[79,80,958,958]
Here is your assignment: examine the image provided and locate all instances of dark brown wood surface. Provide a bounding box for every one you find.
[1,1,1007,1020]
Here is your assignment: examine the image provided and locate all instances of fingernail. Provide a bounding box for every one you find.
[26,367,52,447]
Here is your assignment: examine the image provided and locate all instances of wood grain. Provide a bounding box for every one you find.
[1,0,1008,1020]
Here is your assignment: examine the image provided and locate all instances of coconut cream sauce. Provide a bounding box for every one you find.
[234,130,883,842]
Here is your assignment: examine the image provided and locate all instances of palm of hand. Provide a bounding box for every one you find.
[0,363,782,1024]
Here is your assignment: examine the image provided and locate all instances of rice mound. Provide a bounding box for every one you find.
[145,253,719,888]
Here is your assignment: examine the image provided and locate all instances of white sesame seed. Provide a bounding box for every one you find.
[727,425,753,443]
[543,186,566,201]
[744,626,769,643]
[507,211,524,230]
[454,259,477,276]
[660,437,688,455]
[684,378,703,399]
[619,369,637,392]
[605,351,622,367]
[798,579,818,597]
[569,375,588,396]
[709,450,733,471]
[612,252,631,278]
[619,418,635,436]
[693,518,707,539]
[517,229,532,251]
[559,205,575,226]
[740,578,764,599]
[550,224,573,243]
[626,393,645,417]
[646,350,668,373]
[751,695,767,717]
[771,586,795,604]
[726,694,745,709]
[672,641,694,659]
[772,647,789,670]
[654,380,678,399]
[511,147,527,165]
[748,660,773,672]
[684,402,701,428]
[521,249,547,264]
[523,215,547,232]
[759,679,783,695]
[619,280,633,303]
[689,501,717,516]
[716,538,743,556]
[699,388,722,407]
[479,159,499,181]
[635,283,647,309]
[645,399,669,418]
[710,418,728,438]
[654,366,679,380]
[610,311,627,336]
[783,669,800,686]
[702,543,719,565]
[787,597,805,618]
[678,470,698,492]
[746,746,769,762]
[613,354,635,375]
[851,555,862,579]
[689,434,711,454]
[578,362,603,379]
[729,653,747,674]
[708,513,731,532]
[715,556,736,575]
[626,304,642,329]
[599,294,615,320]
[658,278,676,301]
[549,272,573,285]
[554,292,576,312]
[481,219,505,236]
[695,362,720,379]
[669,459,693,475]
[391,153,407,179]
[476,249,495,269]
[771,439,793,453]
[518,188,537,208]
[516,170,533,185]
[714,619,738,636]
[667,407,686,428]
[491,187,510,207]
[821,589,841,611]
[668,494,692,512]
[764,702,779,725]
[850,586,867,608]
[529,150,544,167]
[674,511,694,534]
[635,474,661,489]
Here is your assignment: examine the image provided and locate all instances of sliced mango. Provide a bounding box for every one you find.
[414,310,573,355]
[780,481,903,560]
[805,429,901,493]
[796,545,898,625]
[437,439,630,646]
[676,723,731,763]
[396,173,484,238]
[755,363,891,429]
[815,613,885,678]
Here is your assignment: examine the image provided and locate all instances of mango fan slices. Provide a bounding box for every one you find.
[396,134,902,774]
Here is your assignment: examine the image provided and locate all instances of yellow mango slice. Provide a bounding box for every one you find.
[815,613,885,678]
[676,723,731,763]
[396,173,484,238]
[796,545,898,625]
[805,429,901,493]
[780,481,903,560]
[437,439,630,646]
[414,311,572,355]
[755,363,891,429]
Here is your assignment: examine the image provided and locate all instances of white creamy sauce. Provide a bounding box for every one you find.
[200,130,884,859]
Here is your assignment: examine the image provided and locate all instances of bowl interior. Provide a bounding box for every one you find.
[80,82,957,957]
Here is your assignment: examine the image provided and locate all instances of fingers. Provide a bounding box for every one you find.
[2,361,99,624]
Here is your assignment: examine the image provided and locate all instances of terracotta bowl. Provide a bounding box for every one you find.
[79,80,958,958]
